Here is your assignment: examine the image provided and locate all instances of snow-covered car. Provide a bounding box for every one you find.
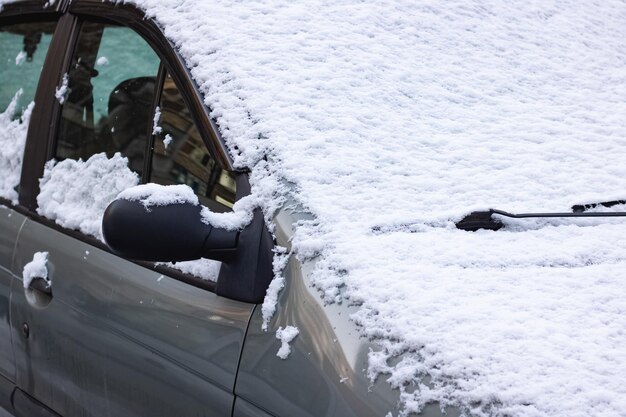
[1,1,625,417]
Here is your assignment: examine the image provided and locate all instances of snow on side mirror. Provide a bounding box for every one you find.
[102,199,239,263]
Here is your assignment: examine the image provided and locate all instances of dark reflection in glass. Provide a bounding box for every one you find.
[55,21,160,176]
[150,73,236,212]
[0,21,57,117]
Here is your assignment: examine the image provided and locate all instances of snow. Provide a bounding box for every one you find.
[162,134,172,149]
[54,73,68,105]
[275,325,299,360]
[152,106,162,135]
[118,183,199,209]
[14,51,26,66]
[199,194,255,231]
[157,258,221,282]
[0,89,33,204]
[22,251,49,289]
[261,246,290,331]
[37,153,139,239]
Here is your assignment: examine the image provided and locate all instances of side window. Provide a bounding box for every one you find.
[0,21,56,115]
[0,20,57,203]
[40,20,236,283]
[55,21,160,176]
[151,72,236,212]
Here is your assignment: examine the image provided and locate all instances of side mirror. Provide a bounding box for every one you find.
[102,199,238,263]
[102,195,274,304]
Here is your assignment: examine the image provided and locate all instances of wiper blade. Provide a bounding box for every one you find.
[457,206,626,232]
[571,199,626,212]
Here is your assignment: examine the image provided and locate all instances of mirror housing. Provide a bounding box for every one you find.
[102,198,275,304]
[102,199,238,263]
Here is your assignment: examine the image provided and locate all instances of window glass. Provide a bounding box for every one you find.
[150,72,236,212]
[55,22,160,176]
[0,21,57,117]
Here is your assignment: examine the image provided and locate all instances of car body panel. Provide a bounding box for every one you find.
[0,206,26,382]
[233,397,275,417]
[11,217,253,417]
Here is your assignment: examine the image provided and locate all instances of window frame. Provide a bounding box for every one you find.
[8,0,250,294]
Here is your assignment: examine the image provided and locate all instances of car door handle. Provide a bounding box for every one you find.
[28,277,52,296]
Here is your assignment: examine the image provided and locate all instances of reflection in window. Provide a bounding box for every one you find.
[55,21,160,177]
[150,73,236,212]
[0,21,57,117]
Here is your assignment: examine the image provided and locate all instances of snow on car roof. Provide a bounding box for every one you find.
[5,0,626,415]
[130,1,626,416]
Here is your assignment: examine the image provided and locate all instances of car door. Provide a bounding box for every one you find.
[0,2,61,413]
[9,5,254,417]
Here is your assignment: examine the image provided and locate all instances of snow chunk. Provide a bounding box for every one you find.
[15,51,27,66]
[152,106,162,135]
[37,153,139,239]
[275,326,299,360]
[0,89,33,204]
[23,251,49,289]
[261,246,290,331]
[200,194,256,231]
[96,56,109,66]
[163,134,172,149]
[157,258,221,282]
[55,73,68,104]
[118,183,198,209]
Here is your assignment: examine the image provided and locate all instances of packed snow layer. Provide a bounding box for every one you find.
[156,258,221,282]
[22,251,49,289]
[261,246,290,331]
[37,153,140,239]
[91,1,626,415]
[118,183,199,208]
[0,90,33,204]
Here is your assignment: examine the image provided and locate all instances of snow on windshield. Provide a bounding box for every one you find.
[128,1,626,416]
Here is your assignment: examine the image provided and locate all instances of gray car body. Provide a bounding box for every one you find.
[0,2,462,416]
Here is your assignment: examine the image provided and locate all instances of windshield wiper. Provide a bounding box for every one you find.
[456,200,626,232]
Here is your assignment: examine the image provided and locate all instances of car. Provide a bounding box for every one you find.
[3,1,625,417]
[0,1,461,416]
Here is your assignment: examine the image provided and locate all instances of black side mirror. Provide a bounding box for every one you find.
[102,196,274,304]
[102,199,238,263]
